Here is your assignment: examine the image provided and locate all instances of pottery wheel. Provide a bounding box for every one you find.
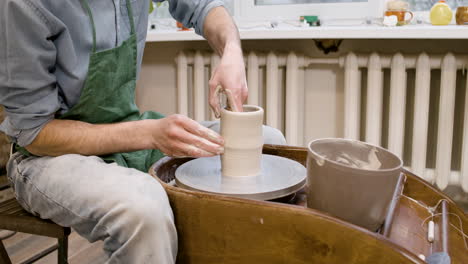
[175,154,307,200]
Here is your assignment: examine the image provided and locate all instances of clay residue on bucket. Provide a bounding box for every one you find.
[314,140,384,170]
[315,155,326,166]
[333,147,382,170]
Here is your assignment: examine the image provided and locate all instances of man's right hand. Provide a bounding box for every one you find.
[25,115,224,158]
[151,114,224,157]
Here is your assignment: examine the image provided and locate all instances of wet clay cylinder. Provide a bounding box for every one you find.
[220,105,264,177]
[307,138,402,231]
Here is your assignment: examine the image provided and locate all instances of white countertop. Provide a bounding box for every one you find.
[146,25,468,42]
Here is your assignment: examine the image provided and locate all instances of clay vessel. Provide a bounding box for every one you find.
[307,138,402,231]
[220,105,264,177]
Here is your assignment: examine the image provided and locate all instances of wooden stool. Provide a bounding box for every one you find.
[0,197,70,264]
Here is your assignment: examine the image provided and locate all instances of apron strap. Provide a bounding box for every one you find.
[80,0,137,53]
[80,0,97,53]
[125,0,136,35]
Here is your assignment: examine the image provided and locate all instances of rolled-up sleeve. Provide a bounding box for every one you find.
[155,0,224,36]
[0,0,60,146]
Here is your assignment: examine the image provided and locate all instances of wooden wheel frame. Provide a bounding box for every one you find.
[150,144,468,264]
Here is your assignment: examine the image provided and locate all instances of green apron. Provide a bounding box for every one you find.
[18,0,165,172]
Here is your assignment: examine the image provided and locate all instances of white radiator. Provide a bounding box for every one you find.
[175,51,468,192]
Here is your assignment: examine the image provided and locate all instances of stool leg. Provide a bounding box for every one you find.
[57,236,68,264]
[0,240,12,264]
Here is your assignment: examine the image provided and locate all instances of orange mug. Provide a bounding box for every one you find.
[176,21,190,31]
[385,10,414,25]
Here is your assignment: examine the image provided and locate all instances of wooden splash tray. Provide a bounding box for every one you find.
[149,144,468,264]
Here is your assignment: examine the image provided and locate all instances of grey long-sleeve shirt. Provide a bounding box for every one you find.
[0,0,223,147]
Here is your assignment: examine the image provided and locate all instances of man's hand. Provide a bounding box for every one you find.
[152,114,224,157]
[25,116,224,158]
[203,7,247,117]
[209,43,248,117]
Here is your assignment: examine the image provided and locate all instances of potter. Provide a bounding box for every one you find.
[220,105,264,177]
[0,1,254,261]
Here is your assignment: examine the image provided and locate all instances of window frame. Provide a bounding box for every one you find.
[232,0,387,21]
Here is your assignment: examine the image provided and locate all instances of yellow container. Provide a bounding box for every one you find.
[430,0,453,25]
